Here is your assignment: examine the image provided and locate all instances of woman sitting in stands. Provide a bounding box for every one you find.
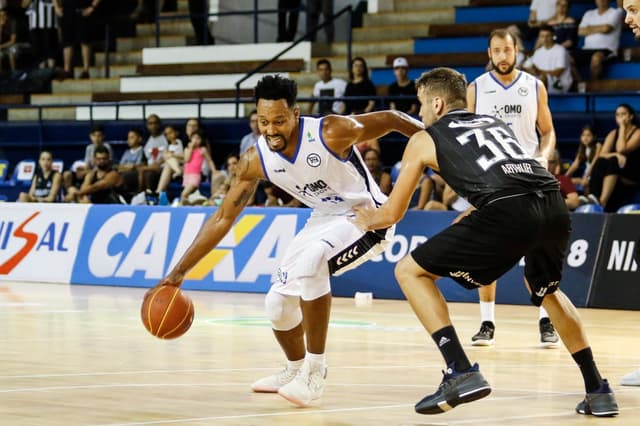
[565,124,601,190]
[18,151,62,203]
[154,125,185,200]
[587,104,640,211]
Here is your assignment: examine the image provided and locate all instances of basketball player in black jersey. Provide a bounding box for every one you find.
[353,67,619,417]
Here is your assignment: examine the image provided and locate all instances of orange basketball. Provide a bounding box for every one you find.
[141,286,194,339]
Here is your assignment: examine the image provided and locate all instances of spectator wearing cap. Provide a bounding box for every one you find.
[388,57,418,115]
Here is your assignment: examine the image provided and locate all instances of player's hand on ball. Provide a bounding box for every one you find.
[144,272,184,302]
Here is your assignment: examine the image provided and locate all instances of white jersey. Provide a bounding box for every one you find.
[256,116,387,216]
[472,70,540,156]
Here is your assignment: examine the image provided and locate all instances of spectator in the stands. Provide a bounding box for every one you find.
[510,0,557,41]
[239,109,259,154]
[308,58,347,116]
[209,152,239,206]
[306,0,333,43]
[69,145,124,204]
[576,0,623,80]
[524,25,573,93]
[62,160,87,201]
[277,0,300,42]
[547,0,579,50]
[188,0,214,45]
[362,147,392,195]
[0,8,29,72]
[117,128,146,195]
[154,124,184,197]
[179,129,217,205]
[18,150,62,202]
[587,103,640,210]
[423,183,472,212]
[25,0,58,69]
[549,149,580,210]
[62,124,111,198]
[344,56,377,115]
[138,113,168,192]
[387,56,418,115]
[53,0,101,79]
[565,124,602,189]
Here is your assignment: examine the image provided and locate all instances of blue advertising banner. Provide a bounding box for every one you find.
[71,205,310,292]
[71,206,603,308]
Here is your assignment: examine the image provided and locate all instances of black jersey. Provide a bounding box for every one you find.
[426,110,559,208]
[33,169,58,199]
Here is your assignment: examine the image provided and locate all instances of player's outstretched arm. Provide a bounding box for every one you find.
[323,110,424,156]
[353,132,437,231]
[157,150,262,288]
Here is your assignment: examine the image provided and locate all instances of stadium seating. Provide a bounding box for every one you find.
[575,204,605,213]
[617,204,640,214]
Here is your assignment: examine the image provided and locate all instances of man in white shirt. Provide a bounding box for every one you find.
[525,25,573,93]
[307,58,347,116]
[577,0,624,80]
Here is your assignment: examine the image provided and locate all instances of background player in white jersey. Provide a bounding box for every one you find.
[466,28,559,348]
[150,75,423,407]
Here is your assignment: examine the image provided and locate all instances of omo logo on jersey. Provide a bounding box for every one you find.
[491,104,523,121]
[295,179,330,197]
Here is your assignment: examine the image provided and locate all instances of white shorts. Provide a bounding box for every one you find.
[271,214,395,297]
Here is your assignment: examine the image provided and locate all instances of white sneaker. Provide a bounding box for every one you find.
[251,365,299,393]
[277,360,326,407]
[620,368,640,386]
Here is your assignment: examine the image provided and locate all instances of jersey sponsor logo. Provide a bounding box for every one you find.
[0,212,71,275]
[336,246,359,266]
[491,104,522,120]
[483,90,497,94]
[606,240,638,272]
[518,87,529,96]
[306,131,316,142]
[295,179,330,197]
[307,153,321,167]
[273,168,286,173]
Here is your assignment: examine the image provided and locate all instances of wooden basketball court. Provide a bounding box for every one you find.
[1,281,638,425]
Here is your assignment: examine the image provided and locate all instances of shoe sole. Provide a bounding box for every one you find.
[577,407,619,417]
[540,341,560,349]
[277,389,318,407]
[471,339,495,347]
[251,386,279,393]
[415,385,492,415]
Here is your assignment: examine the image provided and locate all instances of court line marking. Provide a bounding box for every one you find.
[85,401,640,426]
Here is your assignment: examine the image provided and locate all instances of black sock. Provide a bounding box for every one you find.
[572,347,603,393]
[431,325,472,372]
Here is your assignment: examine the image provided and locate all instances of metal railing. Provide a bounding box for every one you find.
[234,5,353,118]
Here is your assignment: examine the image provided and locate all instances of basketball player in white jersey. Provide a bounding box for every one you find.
[466,28,559,348]
[151,75,424,407]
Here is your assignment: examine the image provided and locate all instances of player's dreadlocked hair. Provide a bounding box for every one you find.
[254,74,298,108]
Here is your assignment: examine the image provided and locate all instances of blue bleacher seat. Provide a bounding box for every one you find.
[616,204,640,214]
[575,204,604,213]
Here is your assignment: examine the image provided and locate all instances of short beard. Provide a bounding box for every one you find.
[491,60,516,75]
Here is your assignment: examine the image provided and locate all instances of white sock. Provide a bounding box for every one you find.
[287,359,304,370]
[480,301,495,324]
[305,352,326,373]
[539,306,549,321]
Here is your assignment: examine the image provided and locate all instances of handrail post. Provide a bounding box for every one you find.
[347,6,352,74]
[235,84,241,118]
[104,23,110,78]
[253,0,259,43]
[155,0,160,47]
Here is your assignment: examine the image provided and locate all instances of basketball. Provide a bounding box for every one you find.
[141,286,194,339]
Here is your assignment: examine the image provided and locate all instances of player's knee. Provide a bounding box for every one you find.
[264,290,301,331]
[394,256,415,284]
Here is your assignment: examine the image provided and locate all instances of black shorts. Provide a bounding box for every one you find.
[411,190,570,306]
